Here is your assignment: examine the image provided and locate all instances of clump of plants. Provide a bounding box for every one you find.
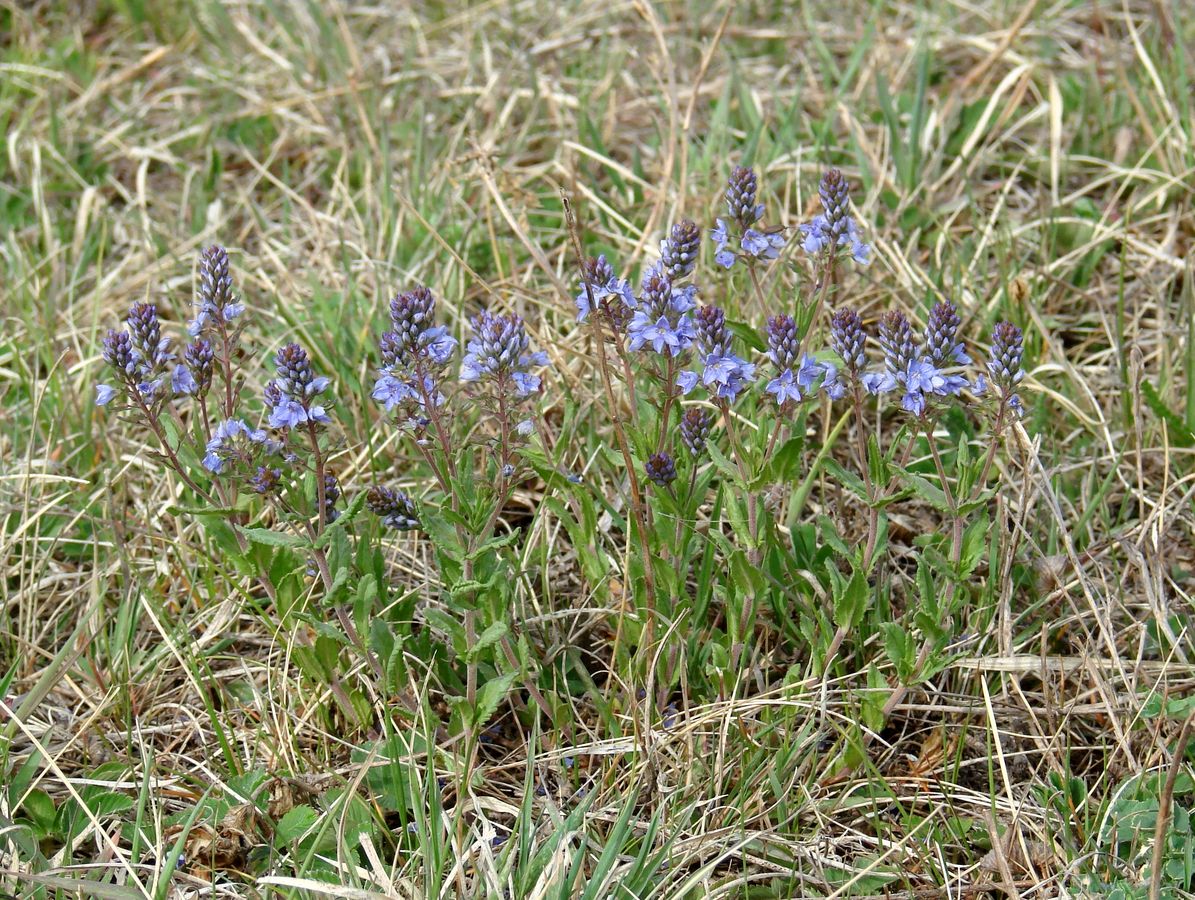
[93,165,1029,757]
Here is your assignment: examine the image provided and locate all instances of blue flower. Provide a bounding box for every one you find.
[711,219,736,268]
[741,228,785,260]
[799,214,871,266]
[95,384,117,406]
[576,255,636,329]
[172,364,197,396]
[575,264,636,324]
[268,399,330,429]
[627,312,694,357]
[678,353,756,403]
[799,215,831,254]
[372,373,443,413]
[822,364,848,400]
[765,354,829,405]
[863,358,965,415]
[766,369,803,405]
[268,344,331,430]
[203,418,272,473]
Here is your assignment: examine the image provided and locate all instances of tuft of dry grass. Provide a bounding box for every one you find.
[2,0,1194,896]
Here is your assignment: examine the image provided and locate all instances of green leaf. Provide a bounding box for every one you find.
[469,621,509,661]
[240,527,310,549]
[824,458,868,503]
[474,672,518,727]
[705,441,744,488]
[898,470,951,513]
[766,436,805,484]
[275,805,319,845]
[23,789,57,834]
[1142,381,1195,447]
[880,623,916,681]
[832,564,869,630]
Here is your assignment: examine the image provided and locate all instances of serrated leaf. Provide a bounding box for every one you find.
[832,564,869,630]
[469,621,509,661]
[824,458,869,503]
[898,470,952,512]
[275,805,319,845]
[474,672,517,727]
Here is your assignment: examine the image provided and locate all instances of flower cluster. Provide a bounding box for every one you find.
[626,270,696,357]
[266,343,332,429]
[764,314,839,406]
[366,485,420,531]
[823,303,1023,419]
[460,310,549,398]
[96,303,174,406]
[203,418,276,474]
[798,168,871,265]
[576,255,636,330]
[976,321,1025,414]
[677,305,755,402]
[373,286,458,421]
[188,245,246,337]
[711,166,786,269]
[645,452,677,488]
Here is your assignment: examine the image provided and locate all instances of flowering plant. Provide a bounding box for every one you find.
[94,163,1029,753]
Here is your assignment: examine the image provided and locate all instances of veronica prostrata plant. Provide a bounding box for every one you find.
[95,162,1031,754]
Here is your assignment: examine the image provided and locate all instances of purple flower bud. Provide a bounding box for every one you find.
[322,472,341,522]
[694,305,730,358]
[818,168,851,240]
[639,271,674,320]
[576,255,636,330]
[182,338,214,396]
[925,301,969,366]
[249,466,282,494]
[190,245,245,337]
[680,407,713,458]
[102,329,137,377]
[582,255,616,286]
[878,310,918,375]
[645,452,677,488]
[127,303,171,373]
[830,308,866,374]
[766,315,800,372]
[726,166,762,228]
[659,220,701,280]
[367,485,420,531]
[987,321,1024,386]
[800,172,871,266]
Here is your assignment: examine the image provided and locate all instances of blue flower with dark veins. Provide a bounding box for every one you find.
[628,312,695,357]
[741,228,785,261]
[678,353,756,402]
